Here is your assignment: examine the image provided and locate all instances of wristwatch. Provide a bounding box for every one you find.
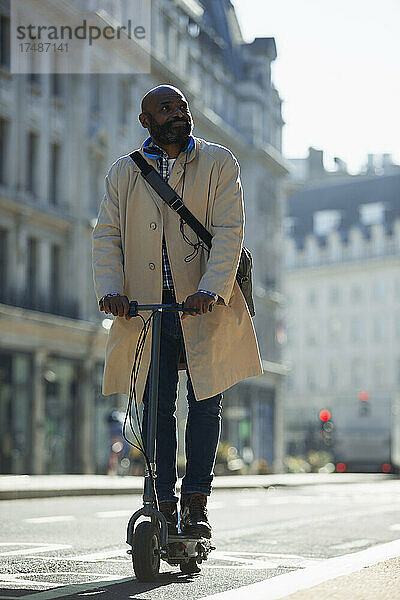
[198,290,218,302]
[99,292,121,304]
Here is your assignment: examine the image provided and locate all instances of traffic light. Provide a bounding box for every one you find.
[318,409,335,447]
[358,391,370,416]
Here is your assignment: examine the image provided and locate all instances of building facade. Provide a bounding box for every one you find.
[283,173,400,470]
[0,0,287,474]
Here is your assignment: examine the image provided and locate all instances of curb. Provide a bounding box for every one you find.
[0,473,395,500]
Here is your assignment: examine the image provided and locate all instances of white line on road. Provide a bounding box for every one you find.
[207,551,324,570]
[65,548,128,562]
[236,498,261,507]
[94,510,133,518]
[389,523,400,531]
[0,543,72,557]
[208,501,225,509]
[24,516,75,524]
[199,537,400,600]
[5,577,134,600]
[331,539,372,550]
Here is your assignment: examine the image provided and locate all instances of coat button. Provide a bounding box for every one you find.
[149,262,155,270]
[150,222,157,230]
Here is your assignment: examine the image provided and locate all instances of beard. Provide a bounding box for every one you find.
[146,114,193,148]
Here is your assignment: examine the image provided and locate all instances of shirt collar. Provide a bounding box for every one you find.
[143,135,195,160]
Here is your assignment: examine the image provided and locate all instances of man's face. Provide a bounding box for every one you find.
[141,90,193,147]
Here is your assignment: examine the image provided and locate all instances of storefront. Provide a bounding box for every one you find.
[0,351,33,474]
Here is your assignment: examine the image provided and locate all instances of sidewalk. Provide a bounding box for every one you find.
[0,472,394,500]
[282,556,400,600]
[201,539,400,600]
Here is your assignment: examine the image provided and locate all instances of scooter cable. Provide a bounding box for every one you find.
[122,311,158,492]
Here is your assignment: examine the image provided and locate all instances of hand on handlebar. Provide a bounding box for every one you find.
[181,292,215,320]
[99,294,132,320]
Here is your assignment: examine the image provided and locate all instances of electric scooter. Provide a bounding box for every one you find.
[125,300,215,581]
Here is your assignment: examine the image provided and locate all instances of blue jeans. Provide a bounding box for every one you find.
[142,291,223,503]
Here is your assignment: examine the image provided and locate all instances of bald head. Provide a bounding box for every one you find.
[141,85,187,114]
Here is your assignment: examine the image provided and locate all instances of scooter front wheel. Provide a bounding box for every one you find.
[132,521,161,581]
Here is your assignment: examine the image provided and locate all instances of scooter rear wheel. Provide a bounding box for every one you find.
[133,521,160,581]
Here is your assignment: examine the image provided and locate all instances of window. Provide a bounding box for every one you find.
[27,237,38,301]
[306,318,319,346]
[350,318,363,343]
[351,285,363,303]
[90,74,101,113]
[373,316,385,342]
[396,314,400,340]
[283,217,295,235]
[0,228,7,299]
[50,244,61,312]
[351,358,363,387]
[329,286,340,305]
[51,72,64,98]
[26,132,39,196]
[328,317,341,343]
[373,281,385,302]
[313,210,341,236]
[374,360,384,387]
[306,366,316,392]
[328,361,338,387]
[119,79,129,126]
[89,154,103,213]
[359,202,384,226]
[0,15,10,69]
[0,118,9,184]
[29,50,41,86]
[308,289,317,306]
[49,143,61,205]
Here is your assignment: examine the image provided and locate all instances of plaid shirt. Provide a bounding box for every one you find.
[144,139,175,291]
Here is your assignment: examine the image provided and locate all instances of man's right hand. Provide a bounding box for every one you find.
[99,294,131,320]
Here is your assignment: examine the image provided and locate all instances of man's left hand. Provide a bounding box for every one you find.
[181,292,215,320]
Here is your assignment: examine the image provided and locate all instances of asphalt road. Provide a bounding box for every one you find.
[1,479,400,599]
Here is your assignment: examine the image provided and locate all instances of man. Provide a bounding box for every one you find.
[92,84,262,539]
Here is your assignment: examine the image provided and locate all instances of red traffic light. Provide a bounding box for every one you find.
[336,462,346,472]
[319,409,331,422]
[358,391,369,402]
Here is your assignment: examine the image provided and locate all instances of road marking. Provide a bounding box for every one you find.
[95,510,133,518]
[208,500,225,509]
[199,537,400,600]
[207,551,323,570]
[237,498,260,507]
[0,573,56,588]
[0,543,71,557]
[218,502,400,539]
[332,538,372,550]
[24,516,75,524]
[389,523,400,531]
[65,548,128,562]
[2,577,134,600]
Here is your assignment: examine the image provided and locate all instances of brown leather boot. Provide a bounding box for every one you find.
[159,501,178,535]
[180,493,212,539]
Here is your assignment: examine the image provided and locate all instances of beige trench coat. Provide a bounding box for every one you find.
[92,136,263,401]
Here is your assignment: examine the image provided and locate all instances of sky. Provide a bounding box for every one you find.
[230,0,400,174]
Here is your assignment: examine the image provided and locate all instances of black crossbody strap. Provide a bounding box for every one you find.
[130,151,212,249]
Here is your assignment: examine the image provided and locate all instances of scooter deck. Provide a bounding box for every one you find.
[164,534,214,565]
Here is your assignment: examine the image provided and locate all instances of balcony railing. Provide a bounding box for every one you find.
[0,288,80,319]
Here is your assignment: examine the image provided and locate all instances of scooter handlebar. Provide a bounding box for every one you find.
[129,301,212,317]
